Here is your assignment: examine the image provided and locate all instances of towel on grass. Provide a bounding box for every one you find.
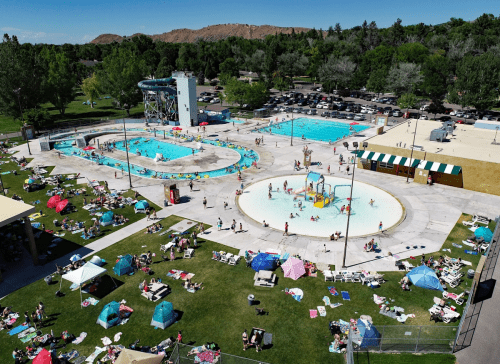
[72,332,87,345]
[9,323,29,336]
[462,240,475,247]
[20,332,37,343]
[330,303,343,309]
[317,306,327,316]
[452,243,462,248]
[464,250,478,255]
[309,309,318,318]
[327,286,339,296]
[322,296,331,306]
[32,222,41,228]
[341,291,350,301]
[85,347,104,363]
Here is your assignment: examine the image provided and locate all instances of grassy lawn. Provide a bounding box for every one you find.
[352,352,456,364]
[0,94,145,134]
[0,149,159,262]
[0,211,466,364]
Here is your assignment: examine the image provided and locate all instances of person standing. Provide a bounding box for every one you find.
[346,165,350,175]
[242,329,249,351]
[38,302,48,319]
[268,183,272,193]
[328,165,331,175]
[239,223,243,233]
[283,222,289,236]
[170,247,175,261]
[378,221,383,232]
[334,147,336,155]
[177,331,183,343]
[114,171,117,179]
[189,180,193,192]
[217,218,222,231]
[203,197,207,209]
[223,201,228,210]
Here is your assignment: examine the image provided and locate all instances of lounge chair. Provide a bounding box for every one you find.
[334,273,343,282]
[228,255,241,266]
[352,272,361,283]
[324,270,334,282]
[183,249,194,259]
[441,274,460,288]
[429,304,460,323]
[220,253,229,264]
[473,214,490,225]
[442,291,465,305]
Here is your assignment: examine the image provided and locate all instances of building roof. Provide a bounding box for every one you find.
[202,104,229,113]
[366,119,500,164]
[0,195,36,228]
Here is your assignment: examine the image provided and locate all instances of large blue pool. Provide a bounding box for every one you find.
[114,137,198,161]
[253,118,370,143]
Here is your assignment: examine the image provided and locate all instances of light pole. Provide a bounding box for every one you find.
[342,142,363,268]
[406,118,419,183]
[122,117,133,189]
[290,111,294,146]
[13,88,31,155]
[493,126,499,144]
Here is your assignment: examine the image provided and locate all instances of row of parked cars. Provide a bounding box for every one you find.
[197,91,220,104]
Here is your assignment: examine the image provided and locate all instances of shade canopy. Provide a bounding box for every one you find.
[407,265,444,291]
[113,254,133,276]
[357,319,380,348]
[55,199,69,213]
[151,301,177,329]
[63,262,107,286]
[47,195,61,209]
[100,211,114,223]
[114,349,164,364]
[251,253,277,272]
[33,348,52,364]
[282,257,306,280]
[306,171,323,182]
[70,254,82,262]
[200,122,209,126]
[135,200,149,210]
[475,227,493,243]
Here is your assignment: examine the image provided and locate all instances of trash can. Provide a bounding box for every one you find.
[44,275,52,285]
[248,294,255,306]
[467,269,475,279]
[164,199,168,207]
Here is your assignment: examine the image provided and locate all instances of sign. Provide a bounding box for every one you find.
[376,115,388,126]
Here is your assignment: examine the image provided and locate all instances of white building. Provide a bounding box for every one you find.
[172,71,198,127]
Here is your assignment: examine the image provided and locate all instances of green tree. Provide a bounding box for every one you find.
[219,57,239,78]
[366,68,388,97]
[277,52,308,80]
[24,108,52,131]
[318,56,356,92]
[155,58,174,79]
[397,93,418,116]
[81,73,101,108]
[100,48,146,116]
[245,50,266,79]
[197,71,205,86]
[244,82,269,108]
[386,63,423,96]
[224,78,248,107]
[42,49,77,115]
[394,43,429,64]
[428,100,446,120]
[422,53,451,103]
[272,71,288,95]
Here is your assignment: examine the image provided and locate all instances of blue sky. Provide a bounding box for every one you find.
[1,0,498,44]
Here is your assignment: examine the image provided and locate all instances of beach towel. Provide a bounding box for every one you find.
[29,212,44,221]
[322,296,331,305]
[327,286,339,296]
[341,291,350,301]
[317,306,327,316]
[330,303,343,309]
[72,332,87,345]
[452,243,462,248]
[18,327,35,338]
[462,240,475,247]
[85,347,104,363]
[309,309,318,318]
[53,233,65,237]
[465,250,478,255]
[20,332,37,343]
[114,332,122,342]
[32,222,41,228]
[72,228,84,234]
[1,171,11,175]
[9,323,29,336]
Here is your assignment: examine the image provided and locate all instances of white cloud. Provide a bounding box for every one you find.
[1,27,22,32]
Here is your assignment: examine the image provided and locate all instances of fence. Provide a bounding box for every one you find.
[169,343,272,364]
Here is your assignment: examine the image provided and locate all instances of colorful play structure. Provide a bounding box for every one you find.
[293,172,352,209]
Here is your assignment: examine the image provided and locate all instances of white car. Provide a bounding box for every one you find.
[420,105,429,111]
[353,114,365,121]
[419,114,428,120]
[449,110,458,116]
[456,111,465,118]
[210,98,220,103]
[367,109,376,114]
[197,97,205,102]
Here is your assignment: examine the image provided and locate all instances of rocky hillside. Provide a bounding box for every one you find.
[90,24,323,44]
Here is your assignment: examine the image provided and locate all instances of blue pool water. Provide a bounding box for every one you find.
[114,137,197,161]
[53,130,258,180]
[225,118,246,124]
[253,118,370,142]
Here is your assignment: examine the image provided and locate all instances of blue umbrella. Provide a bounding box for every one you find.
[251,253,277,272]
[474,227,493,243]
[70,254,82,262]
[407,265,443,291]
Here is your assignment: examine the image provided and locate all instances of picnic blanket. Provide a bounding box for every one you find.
[9,323,29,336]
[82,298,99,307]
[167,269,195,280]
[322,296,331,305]
[72,332,87,345]
[20,332,37,343]
[452,243,462,248]
[309,309,318,318]
[327,286,339,296]
[18,327,35,338]
[286,288,303,302]
[341,291,350,301]
[196,350,216,363]
[317,306,327,316]
[330,303,343,309]
[29,212,45,221]
[85,347,105,363]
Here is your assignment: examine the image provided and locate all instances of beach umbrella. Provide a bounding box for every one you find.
[407,265,443,291]
[200,122,209,126]
[47,195,61,209]
[55,199,69,213]
[251,253,277,272]
[282,257,306,280]
[70,254,82,262]
[475,227,493,242]
[350,122,359,125]
[25,178,35,184]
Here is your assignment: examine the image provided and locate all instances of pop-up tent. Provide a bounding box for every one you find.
[96,301,121,329]
[151,301,177,329]
[62,262,113,307]
[282,257,306,280]
[357,319,380,348]
[33,348,52,364]
[114,349,164,364]
[113,254,133,276]
[251,253,277,272]
[135,200,149,213]
[407,265,444,291]
[47,195,61,209]
[100,211,114,226]
[56,199,69,213]
[475,227,493,242]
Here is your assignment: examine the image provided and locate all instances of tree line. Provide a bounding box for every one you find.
[1,13,500,129]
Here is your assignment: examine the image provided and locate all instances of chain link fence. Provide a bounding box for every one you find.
[169,343,272,364]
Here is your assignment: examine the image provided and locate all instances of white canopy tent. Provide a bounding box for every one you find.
[62,262,112,308]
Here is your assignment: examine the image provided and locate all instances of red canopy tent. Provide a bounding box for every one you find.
[199,122,209,126]
[83,146,95,151]
[33,348,52,364]
[47,195,61,209]
[55,199,69,213]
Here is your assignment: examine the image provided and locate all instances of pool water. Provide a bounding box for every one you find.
[225,118,246,124]
[53,130,258,180]
[238,175,403,237]
[114,137,197,161]
[253,118,370,142]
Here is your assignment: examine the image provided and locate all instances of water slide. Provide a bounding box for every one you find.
[137,77,177,96]
[294,187,306,195]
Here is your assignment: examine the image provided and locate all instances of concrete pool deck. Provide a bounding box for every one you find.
[11,118,500,275]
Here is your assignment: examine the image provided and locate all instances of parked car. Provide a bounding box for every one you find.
[242,104,252,109]
[307,109,317,115]
[202,97,213,102]
[392,109,402,117]
[338,113,347,119]
[298,99,308,106]
[482,115,495,121]
[419,114,428,120]
[384,110,393,116]
[279,106,286,112]
[285,99,294,105]
[293,107,301,113]
[353,114,365,121]
[321,111,330,117]
[285,107,293,113]
[346,113,355,120]
[301,108,308,114]
[438,116,452,121]
[214,85,223,90]
[210,98,220,103]
[420,105,429,111]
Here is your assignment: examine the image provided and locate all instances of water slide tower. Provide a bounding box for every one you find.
[172,71,198,127]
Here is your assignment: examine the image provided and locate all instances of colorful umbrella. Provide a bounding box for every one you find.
[282,257,306,280]
[47,195,61,209]
[83,146,95,151]
[475,227,493,242]
[407,265,443,291]
[200,122,209,126]
[70,254,82,262]
[55,199,69,213]
[350,122,359,125]
[172,127,182,131]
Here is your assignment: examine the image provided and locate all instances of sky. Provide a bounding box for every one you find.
[1,0,499,44]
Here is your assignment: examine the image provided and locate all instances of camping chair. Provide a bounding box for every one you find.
[473,214,490,225]
[372,274,385,284]
[228,255,241,266]
[183,249,194,259]
[442,291,465,305]
[441,274,460,288]
[324,270,334,282]
[402,261,415,272]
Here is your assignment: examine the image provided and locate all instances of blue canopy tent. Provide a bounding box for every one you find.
[113,255,133,276]
[135,200,149,213]
[475,227,493,243]
[407,265,444,291]
[96,301,121,329]
[251,253,277,272]
[151,301,177,329]
[357,319,381,348]
[100,211,114,227]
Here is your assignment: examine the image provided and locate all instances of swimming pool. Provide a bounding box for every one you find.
[53,130,259,180]
[253,118,370,143]
[238,175,403,237]
[114,137,198,161]
[225,118,246,124]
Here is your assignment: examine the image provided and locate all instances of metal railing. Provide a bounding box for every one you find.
[169,343,272,364]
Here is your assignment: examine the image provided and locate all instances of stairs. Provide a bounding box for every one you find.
[75,137,86,148]
[39,140,51,151]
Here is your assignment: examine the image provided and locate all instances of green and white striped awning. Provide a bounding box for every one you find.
[416,161,462,175]
[355,151,420,167]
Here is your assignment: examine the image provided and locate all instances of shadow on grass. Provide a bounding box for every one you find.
[84,275,124,300]
[35,231,91,264]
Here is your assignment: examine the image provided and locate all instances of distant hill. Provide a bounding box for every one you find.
[90,24,325,44]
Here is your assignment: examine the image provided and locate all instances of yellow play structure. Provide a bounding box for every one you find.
[294,172,335,209]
